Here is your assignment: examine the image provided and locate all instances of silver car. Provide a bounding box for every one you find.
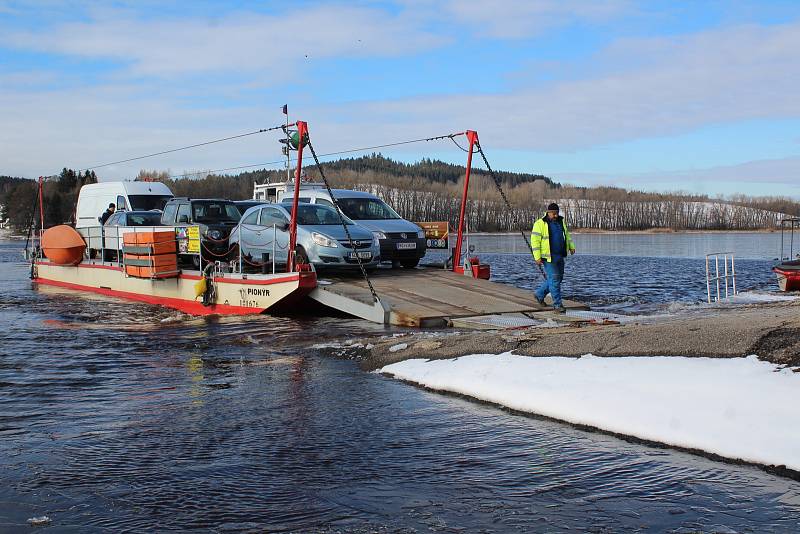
[230,202,380,270]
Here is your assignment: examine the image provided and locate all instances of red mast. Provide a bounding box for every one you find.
[452,130,478,272]
[286,121,308,273]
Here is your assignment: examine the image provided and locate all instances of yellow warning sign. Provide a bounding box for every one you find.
[417,221,449,249]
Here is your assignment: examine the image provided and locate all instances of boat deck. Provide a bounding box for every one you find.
[309,266,588,327]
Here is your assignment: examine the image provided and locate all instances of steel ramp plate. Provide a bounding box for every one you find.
[309,267,588,326]
[451,314,543,330]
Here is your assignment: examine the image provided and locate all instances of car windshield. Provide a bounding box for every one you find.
[127,212,162,226]
[129,195,173,211]
[295,204,352,226]
[336,197,400,220]
[192,201,241,223]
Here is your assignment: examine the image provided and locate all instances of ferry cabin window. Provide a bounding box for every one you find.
[255,192,264,200]
[266,188,277,201]
[242,210,259,225]
[177,203,191,223]
[116,196,127,211]
[163,203,178,224]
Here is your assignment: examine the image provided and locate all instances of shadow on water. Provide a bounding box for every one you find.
[1,238,799,532]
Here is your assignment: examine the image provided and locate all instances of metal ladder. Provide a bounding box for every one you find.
[705,252,737,303]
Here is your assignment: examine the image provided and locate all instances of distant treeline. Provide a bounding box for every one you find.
[2,154,798,233]
[1,170,97,232]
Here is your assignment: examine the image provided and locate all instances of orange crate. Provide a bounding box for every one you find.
[125,265,141,277]
[139,264,178,278]
[136,231,176,246]
[123,233,138,245]
[124,253,177,267]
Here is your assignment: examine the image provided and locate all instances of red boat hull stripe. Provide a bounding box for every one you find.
[35,277,266,315]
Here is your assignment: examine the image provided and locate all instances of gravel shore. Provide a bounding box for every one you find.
[354,300,800,371]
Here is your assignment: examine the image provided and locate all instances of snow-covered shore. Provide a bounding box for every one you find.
[379,353,800,473]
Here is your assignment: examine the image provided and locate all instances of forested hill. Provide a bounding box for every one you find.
[312,154,558,188]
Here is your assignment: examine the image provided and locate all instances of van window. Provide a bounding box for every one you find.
[316,198,334,208]
[116,196,127,211]
[177,203,192,223]
[129,195,172,211]
[337,197,401,220]
[163,203,178,224]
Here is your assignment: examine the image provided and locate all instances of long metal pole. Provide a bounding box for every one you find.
[724,254,729,300]
[272,223,277,274]
[285,105,290,183]
[38,177,44,234]
[287,121,307,273]
[715,255,720,302]
[731,254,736,295]
[706,255,711,303]
[453,130,478,272]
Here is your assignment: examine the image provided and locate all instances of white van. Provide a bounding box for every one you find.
[75,181,173,229]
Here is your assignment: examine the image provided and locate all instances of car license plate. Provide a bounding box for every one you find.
[396,242,416,250]
[349,251,372,259]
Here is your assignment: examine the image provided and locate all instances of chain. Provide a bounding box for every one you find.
[475,141,547,280]
[306,139,381,304]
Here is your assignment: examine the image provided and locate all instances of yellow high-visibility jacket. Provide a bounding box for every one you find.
[530,215,575,262]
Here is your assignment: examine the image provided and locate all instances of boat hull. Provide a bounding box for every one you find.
[773,262,800,292]
[34,261,316,315]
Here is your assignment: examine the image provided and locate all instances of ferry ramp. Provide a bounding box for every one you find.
[308,266,588,327]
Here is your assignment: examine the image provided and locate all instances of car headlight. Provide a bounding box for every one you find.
[417,229,425,238]
[312,232,338,248]
[207,229,222,240]
[373,231,387,240]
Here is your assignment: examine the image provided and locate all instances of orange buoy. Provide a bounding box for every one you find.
[41,225,86,265]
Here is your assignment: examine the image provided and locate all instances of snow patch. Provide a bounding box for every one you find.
[380,353,800,471]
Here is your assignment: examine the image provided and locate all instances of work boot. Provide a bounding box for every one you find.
[554,306,566,314]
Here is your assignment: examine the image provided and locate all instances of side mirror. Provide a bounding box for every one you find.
[281,222,290,231]
[178,215,189,223]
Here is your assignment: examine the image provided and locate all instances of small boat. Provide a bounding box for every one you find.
[773,217,800,292]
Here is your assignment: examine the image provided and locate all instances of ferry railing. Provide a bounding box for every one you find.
[778,217,799,261]
[705,252,737,303]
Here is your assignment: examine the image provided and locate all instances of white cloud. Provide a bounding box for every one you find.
[439,0,632,38]
[317,21,800,152]
[4,5,445,78]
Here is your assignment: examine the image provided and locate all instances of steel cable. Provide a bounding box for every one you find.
[306,138,381,304]
[474,141,547,281]
[77,125,286,172]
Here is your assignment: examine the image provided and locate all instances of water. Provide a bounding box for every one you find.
[1,235,798,532]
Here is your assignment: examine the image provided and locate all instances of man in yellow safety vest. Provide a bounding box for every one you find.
[530,203,576,313]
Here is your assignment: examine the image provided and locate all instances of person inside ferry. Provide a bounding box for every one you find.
[100,203,115,225]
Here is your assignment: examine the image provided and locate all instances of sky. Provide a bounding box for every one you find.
[1,0,799,198]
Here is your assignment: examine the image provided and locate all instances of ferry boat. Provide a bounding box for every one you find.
[29,157,318,315]
[773,217,800,292]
